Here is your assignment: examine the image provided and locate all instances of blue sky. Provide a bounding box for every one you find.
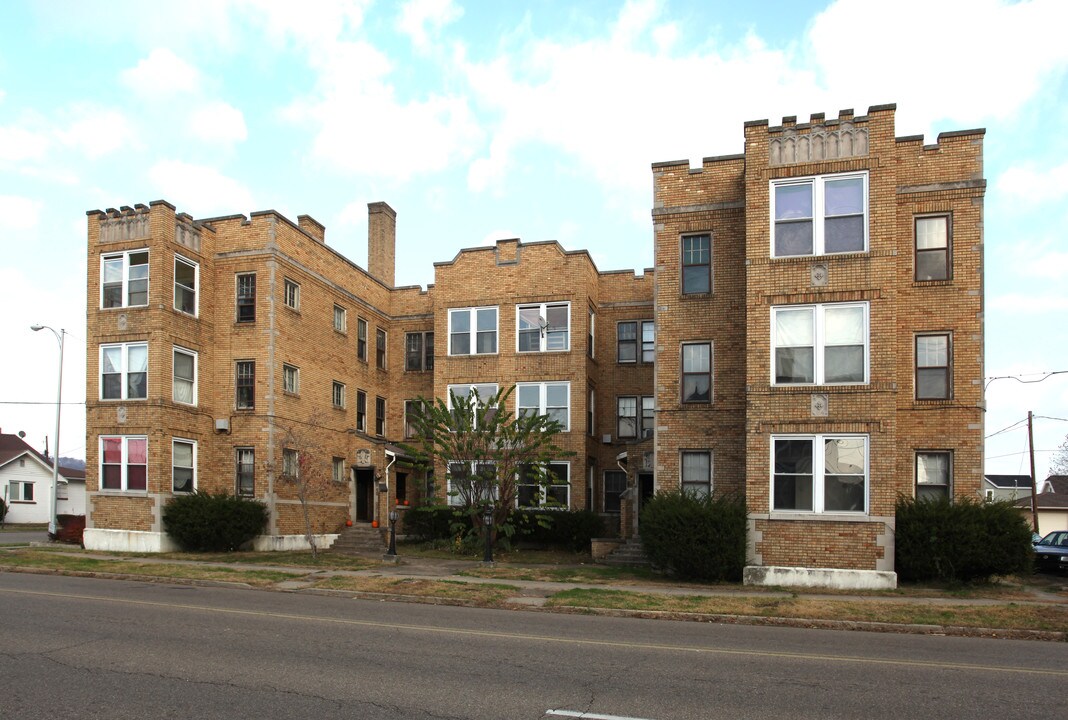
[2,0,1066,481]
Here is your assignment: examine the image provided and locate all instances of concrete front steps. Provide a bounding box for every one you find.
[601,537,650,567]
[328,523,386,555]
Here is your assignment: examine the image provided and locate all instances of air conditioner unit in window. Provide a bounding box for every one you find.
[215,418,231,433]
[640,428,653,439]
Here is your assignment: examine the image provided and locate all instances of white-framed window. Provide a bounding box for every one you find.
[173,346,197,406]
[516,382,570,431]
[100,436,148,492]
[517,462,570,508]
[916,451,952,501]
[916,333,951,399]
[282,448,299,478]
[772,302,868,385]
[283,278,300,310]
[771,172,868,257]
[172,438,196,493]
[236,447,255,496]
[332,380,345,409]
[282,363,299,394]
[446,461,498,506]
[101,249,148,309]
[681,451,712,497]
[681,342,711,402]
[617,320,654,363]
[681,234,711,294]
[772,434,868,514]
[447,383,499,429]
[517,302,570,352]
[448,307,498,355]
[8,480,34,502]
[56,481,67,500]
[332,457,345,483]
[100,342,148,400]
[174,254,198,316]
[915,215,951,281]
[236,273,256,322]
[333,304,347,333]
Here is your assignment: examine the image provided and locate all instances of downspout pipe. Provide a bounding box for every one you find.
[383,449,397,524]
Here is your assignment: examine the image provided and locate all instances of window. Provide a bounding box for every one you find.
[174,255,198,316]
[236,273,256,322]
[172,439,196,493]
[332,381,345,409]
[101,249,148,308]
[681,451,711,497]
[375,396,386,436]
[617,396,653,439]
[356,391,367,432]
[587,388,595,436]
[8,480,33,502]
[173,347,197,406]
[446,461,497,506]
[100,436,147,491]
[282,448,298,478]
[617,321,654,363]
[404,400,427,439]
[517,302,570,352]
[915,215,950,281]
[588,307,595,358]
[236,361,255,410]
[772,303,868,385]
[518,462,570,508]
[449,307,497,355]
[916,333,951,399]
[681,234,711,294]
[100,342,148,400]
[604,471,626,513]
[448,384,499,428]
[236,448,255,496]
[357,318,368,361]
[333,305,347,333]
[284,278,300,310]
[916,451,951,501]
[282,364,299,394]
[681,343,711,402]
[516,382,570,430]
[376,328,387,370]
[332,457,346,483]
[772,435,868,514]
[772,172,868,256]
[405,332,435,371]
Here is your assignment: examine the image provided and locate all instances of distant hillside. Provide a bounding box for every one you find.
[59,456,86,471]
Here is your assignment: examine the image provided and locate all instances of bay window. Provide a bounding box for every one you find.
[100,436,147,491]
[100,342,148,400]
[101,249,148,308]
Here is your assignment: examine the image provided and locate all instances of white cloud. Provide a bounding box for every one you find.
[0,196,45,231]
[242,0,371,51]
[397,0,463,50]
[121,48,201,97]
[148,160,254,215]
[189,101,248,144]
[0,125,50,163]
[989,293,1068,314]
[996,162,1068,206]
[56,106,135,159]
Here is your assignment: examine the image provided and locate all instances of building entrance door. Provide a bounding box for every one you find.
[355,468,375,522]
[637,472,655,523]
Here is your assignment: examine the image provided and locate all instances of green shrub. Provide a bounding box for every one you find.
[162,492,268,552]
[0,496,6,524]
[512,509,605,552]
[895,496,1033,583]
[402,505,471,542]
[639,491,747,581]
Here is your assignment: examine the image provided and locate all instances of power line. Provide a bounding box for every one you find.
[985,370,1068,389]
[985,417,1028,439]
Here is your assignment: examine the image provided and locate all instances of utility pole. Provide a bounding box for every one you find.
[1027,411,1039,532]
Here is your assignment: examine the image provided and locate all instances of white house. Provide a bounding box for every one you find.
[983,474,1033,503]
[1017,476,1068,535]
[0,430,85,524]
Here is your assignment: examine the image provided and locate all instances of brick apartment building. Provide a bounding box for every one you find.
[82,103,983,588]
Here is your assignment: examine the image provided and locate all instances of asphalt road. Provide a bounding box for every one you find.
[0,572,1064,720]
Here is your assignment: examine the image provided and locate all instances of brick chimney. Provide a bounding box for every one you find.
[367,202,396,287]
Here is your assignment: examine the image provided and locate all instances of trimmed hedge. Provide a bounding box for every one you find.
[0,496,6,524]
[639,491,747,582]
[895,496,1033,583]
[162,492,269,552]
[402,505,603,552]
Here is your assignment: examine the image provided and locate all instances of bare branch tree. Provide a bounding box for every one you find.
[270,417,343,560]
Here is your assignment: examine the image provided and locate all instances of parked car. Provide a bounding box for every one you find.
[1032,532,1043,545]
[1033,530,1068,574]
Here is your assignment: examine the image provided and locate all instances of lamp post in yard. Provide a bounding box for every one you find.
[387,509,398,557]
[30,324,65,537]
[482,504,494,565]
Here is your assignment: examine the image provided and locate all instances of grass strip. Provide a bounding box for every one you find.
[547,588,1068,633]
[312,575,519,605]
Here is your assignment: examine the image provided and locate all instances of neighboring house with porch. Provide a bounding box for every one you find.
[1016,476,1068,534]
[983,474,1033,503]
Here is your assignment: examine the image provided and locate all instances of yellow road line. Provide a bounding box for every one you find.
[2,586,1064,677]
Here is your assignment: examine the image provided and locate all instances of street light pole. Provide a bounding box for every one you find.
[31,324,65,537]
